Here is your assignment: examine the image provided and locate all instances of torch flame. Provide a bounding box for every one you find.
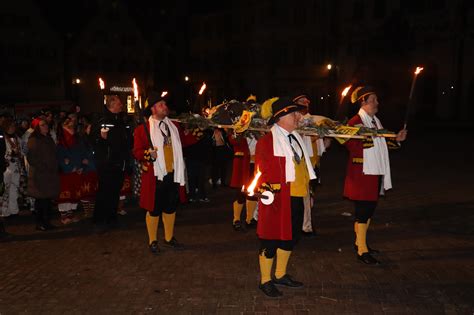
[99,77,105,90]
[341,85,352,97]
[161,91,168,97]
[415,67,424,75]
[246,169,262,196]
[198,82,207,95]
[132,78,138,101]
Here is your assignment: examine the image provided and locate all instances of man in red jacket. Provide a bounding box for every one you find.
[255,97,316,297]
[345,86,407,265]
[133,91,186,254]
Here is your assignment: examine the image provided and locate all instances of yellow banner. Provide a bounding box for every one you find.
[234,110,255,133]
[334,126,360,144]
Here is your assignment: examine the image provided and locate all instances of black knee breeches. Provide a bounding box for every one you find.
[259,239,294,258]
[150,172,179,217]
[354,200,377,223]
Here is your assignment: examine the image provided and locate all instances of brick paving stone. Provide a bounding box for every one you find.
[0,128,473,314]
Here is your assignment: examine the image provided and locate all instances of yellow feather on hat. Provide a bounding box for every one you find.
[351,87,363,104]
[246,94,257,102]
[261,97,278,119]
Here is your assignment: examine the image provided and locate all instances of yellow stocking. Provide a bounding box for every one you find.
[275,249,292,279]
[145,212,159,245]
[162,212,176,242]
[233,201,243,223]
[259,253,274,284]
[356,223,369,255]
[245,200,257,224]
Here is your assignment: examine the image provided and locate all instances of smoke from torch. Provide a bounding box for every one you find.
[198,82,207,95]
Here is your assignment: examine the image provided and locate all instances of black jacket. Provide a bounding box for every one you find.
[92,108,131,170]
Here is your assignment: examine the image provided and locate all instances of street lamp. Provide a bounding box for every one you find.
[327,64,332,70]
[184,76,189,82]
[74,78,81,84]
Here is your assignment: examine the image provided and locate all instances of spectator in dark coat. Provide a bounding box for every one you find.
[27,118,60,231]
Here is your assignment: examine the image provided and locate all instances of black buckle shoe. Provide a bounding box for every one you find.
[163,237,184,249]
[354,244,380,255]
[149,241,160,254]
[357,252,380,265]
[272,274,304,288]
[233,220,243,231]
[259,281,282,298]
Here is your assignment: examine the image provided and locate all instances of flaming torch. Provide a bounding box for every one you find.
[404,66,424,129]
[340,85,352,105]
[198,82,207,95]
[132,78,154,154]
[245,170,274,205]
[98,77,106,105]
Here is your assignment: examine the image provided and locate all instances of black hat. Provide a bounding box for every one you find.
[267,97,306,126]
[351,86,376,104]
[143,91,168,117]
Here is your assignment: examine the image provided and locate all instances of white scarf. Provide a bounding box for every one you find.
[271,125,316,182]
[358,108,392,192]
[149,117,186,186]
[302,136,326,157]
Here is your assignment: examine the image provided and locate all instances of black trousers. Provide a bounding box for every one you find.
[93,164,125,225]
[259,196,304,258]
[35,198,52,225]
[150,172,179,216]
[212,146,230,186]
[186,159,207,199]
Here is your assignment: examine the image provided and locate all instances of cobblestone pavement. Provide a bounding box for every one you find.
[0,128,473,314]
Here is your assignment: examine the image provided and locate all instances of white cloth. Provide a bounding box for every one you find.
[358,108,392,191]
[272,125,316,183]
[302,136,313,157]
[302,136,326,157]
[246,136,257,156]
[316,138,326,156]
[149,117,186,186]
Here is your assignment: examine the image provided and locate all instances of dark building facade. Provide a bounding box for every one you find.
[0,0,65,114]
[69,1,154,113]
[189,0,474,121]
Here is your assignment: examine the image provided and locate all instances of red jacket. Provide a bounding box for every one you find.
[132,121,188,211]
[255,132,292,240]
[343,114,380,201]
[228,135,251,188]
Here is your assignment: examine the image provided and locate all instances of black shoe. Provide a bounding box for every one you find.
[246,219,257,228]
[259,281,282,298]
[233,220,243,231]
[354,244,380,255]
[301,230,317,238]
[44,223,57,230]
[163,237,184,249]
[36,224,48,232]
[272,274,304,288]
[357,252,380,265]
[149,241,160,254]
